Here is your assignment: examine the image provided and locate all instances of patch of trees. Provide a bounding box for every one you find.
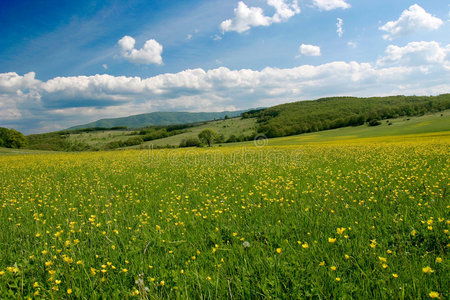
[61,126,129,134]
[0,127,27,148]
[253,94,450,138]
[103,137,143,150]
[139,128,186,142]
[179,137,201,147]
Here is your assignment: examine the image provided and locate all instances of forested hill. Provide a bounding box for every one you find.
[68,110,247,130]
[243,94,450,137]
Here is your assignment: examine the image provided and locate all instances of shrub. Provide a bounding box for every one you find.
[179,138,201,148]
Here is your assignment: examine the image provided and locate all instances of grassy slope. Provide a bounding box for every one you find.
[63,117,257,149]
[66,129,135,148]
[131,117,257,147]
[228,110,450,147]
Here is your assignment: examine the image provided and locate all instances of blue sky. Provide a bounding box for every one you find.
[0,0,449,133]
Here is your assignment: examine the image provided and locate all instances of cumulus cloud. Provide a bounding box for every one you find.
[336,18,343,37]
[0,72,41,93]
[299,44,321,56]
[377,41,450,67]
[268,0,300,23]
[312,0,350,11]
[220,0,300,33]
[1,42,450,133]
[118,35,163,65]
[379,4,443,40]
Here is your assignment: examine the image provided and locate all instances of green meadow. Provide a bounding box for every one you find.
[0,124,449,298]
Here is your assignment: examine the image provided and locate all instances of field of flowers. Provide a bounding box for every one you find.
[0,138,449,299]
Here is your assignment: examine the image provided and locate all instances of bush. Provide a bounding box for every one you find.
[368,119,382,126]
[0,127,27,148]
[179,138,201,148]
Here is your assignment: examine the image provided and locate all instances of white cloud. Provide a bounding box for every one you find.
[220,2,271,33]
[336,18,343,37]
[0,72,40,93]
[379,4,443,40]
[1,42,450,133]
[118,35,163,65]
[312,0,350,11]
[102,64,108,70]
[268,0,300,23]
[186,34,193,40]
[220,0,300,34]
[377,41,450,67]
[299,44,321,56]
[347,41,357,48]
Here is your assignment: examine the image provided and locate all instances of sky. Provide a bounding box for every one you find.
[0,0,449,134]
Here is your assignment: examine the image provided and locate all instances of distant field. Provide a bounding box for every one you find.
[0,147,56,156]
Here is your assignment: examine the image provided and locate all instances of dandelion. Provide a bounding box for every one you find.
[319,261,325,266]
[335,277,341,282]
[243,241,250,248]
[331,266,337,271]
[302,243,309,249]
[328,238,336,243]
[160,280,165,286]
[392,273,398,278]
[67,289,72,294]
[122,268,128,273]
[435,257,442,263]
[336,227,346,235]
[422,266,434,274]
[276,248,282,254]
[429,291,440,298]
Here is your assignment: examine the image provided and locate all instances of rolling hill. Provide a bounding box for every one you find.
[68,110,248,130]
[18,94,450,152]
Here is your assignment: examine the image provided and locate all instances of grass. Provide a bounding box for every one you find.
[0,132,448,298]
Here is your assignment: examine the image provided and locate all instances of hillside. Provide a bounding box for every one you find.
[245,94,450,137]
[68,110,248,130]
[229,110,450,147]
